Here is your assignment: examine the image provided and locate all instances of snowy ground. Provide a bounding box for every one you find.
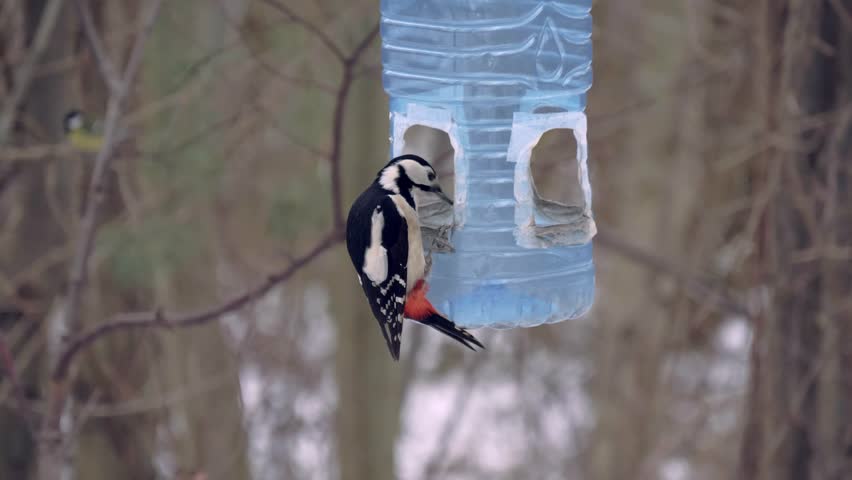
[235,286,752,479]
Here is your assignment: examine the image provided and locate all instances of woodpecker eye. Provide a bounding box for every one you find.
[428,172,436,181]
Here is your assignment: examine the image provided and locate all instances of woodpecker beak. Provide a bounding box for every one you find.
[434,188,453,206]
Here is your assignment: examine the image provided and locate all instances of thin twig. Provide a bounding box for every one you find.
[118,1,164,96]
[329,68,352,228]
[0,0,65,145]
[74,0,122,91]
[329,23,380,228]
[260,0,346,61]
[346,23,380,67]
[596,228,750,318]
[212,0,337,94]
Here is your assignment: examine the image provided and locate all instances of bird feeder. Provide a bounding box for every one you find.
[381,0,595,328]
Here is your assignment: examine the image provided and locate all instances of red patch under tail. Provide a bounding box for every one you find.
[404,280,485,351]
[403,279,437,321]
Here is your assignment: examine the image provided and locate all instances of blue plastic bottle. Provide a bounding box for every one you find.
[381,0,595,328]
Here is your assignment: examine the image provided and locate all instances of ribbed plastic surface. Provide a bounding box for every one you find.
[381,0,595,328]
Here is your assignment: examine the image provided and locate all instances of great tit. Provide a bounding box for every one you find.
[63,110,104,152]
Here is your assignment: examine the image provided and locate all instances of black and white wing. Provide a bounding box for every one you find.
[346,194,409,360]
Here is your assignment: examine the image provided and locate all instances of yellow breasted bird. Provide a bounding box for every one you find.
[63,110,104,152]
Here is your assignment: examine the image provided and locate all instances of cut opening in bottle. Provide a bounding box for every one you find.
[530,128,583,208]
[401,124,455,254]
[509,112,596,249]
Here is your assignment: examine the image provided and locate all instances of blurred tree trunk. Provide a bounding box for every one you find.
[141,2,251,478]
[586,0,690,477]
[741,1,852,479]
[585,0,646,475]
[332,55,402,480]
[155,296,251,479]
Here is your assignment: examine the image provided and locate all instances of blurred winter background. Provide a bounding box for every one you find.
[1,1,850,479]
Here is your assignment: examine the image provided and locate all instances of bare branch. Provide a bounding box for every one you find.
[329,22,380,228]
[53,230,342,381]
[119,0,164,94]
[74,0,122,92]
[346,23,380,67]
[0,0,65,145]
[328,73,353,228]
[0,144,76,162]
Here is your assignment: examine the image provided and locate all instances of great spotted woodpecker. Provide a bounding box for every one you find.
[345,154,484,360]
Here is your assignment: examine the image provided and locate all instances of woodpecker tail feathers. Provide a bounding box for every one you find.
[420,312,485,351]
[404,279,485,352]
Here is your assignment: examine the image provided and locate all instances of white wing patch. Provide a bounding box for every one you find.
[363,206,388,284]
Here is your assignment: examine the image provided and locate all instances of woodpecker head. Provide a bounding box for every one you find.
[376,154,453,206]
